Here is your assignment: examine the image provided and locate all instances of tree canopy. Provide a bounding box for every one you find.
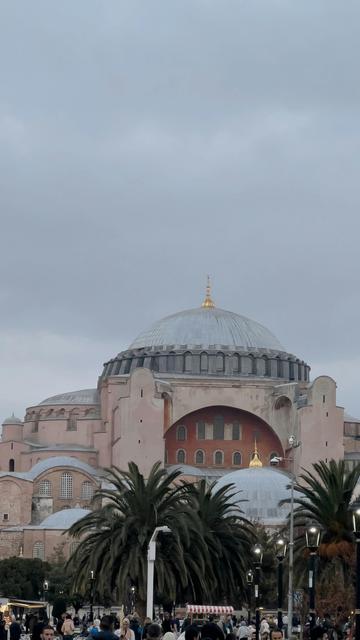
[68,461,254,615]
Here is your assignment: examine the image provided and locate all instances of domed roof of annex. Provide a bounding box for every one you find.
[33,508,91,529]
[130,306,284,352]
[39,389,99,406]
[214,467,292,525]
[2,414,22,425]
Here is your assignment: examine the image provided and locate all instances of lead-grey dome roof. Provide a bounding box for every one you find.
[215,467,292,525]
[39,389,99,406]
[2,414,22,425]
[31,508,91,529]
[130,307,284,351]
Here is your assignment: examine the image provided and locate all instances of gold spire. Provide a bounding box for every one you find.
[249,439,263,468]
[201,275,215,308]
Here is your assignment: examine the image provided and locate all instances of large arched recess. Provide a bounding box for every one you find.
[165,405,284,470]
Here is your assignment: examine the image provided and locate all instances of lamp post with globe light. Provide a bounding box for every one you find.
[275,536,287,630]
[305,524,321,629]
[252,543,263,640]
[351,501,360,640]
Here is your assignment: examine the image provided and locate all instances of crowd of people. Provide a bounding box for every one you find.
[0,608,355,640]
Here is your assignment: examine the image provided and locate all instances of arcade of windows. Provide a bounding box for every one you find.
[37,475,94,501]
[175,449,242,466]
[176,416,241,441]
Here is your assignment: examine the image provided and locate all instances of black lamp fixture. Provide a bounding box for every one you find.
[305,524,321,552]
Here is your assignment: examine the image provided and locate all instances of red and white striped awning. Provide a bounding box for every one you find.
[186,605,234,614]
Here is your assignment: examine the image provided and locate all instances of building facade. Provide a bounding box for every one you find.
[0,286,351,559]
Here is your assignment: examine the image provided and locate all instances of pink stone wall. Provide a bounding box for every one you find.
[103,369,165,475]
[0,478,33,526]
[298,376,344,474]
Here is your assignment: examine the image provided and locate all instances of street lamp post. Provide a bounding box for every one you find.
[43,581,49,621]
[130,586,136,614]
[270,434,301,637]
[253,543,263,640]
[246,569,254,625]
[351,501,360,640]
[89,570,95,623]
[305,524,321,629]
[275,536,287,630]
[146,526,171,619]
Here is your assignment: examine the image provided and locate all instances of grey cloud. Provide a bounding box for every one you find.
[0,0,359,418]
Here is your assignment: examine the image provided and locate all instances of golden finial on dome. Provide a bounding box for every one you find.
[201,275,215,308]
[249,438,263,468]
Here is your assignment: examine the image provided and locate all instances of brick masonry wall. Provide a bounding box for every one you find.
[165,405,284,468]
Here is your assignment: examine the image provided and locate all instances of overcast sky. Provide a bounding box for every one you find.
[1,1,359,420]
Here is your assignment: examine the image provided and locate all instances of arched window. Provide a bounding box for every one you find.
[33,542,44,560]
[197,421,205,440]
[81,481,94,500]
[213,415,224,440]
[264,356,271,376]
[60,472,73,499]
[176,425,187,441]
[214,450,224,466]
[276,358,283,377]
[195,450,204,465]
[200,353,208,372]
[176,449,186,464]
[184,352,192,372]
[57,408,65,417]
[232,422,241,440]
[68,410,79,431]
[9,459,15,472]
[250,355,256,375]
[216,353,224,372]
[232,354,240,373]
[168,353,175,370]
[233,451,242,466]
[151,356,159,372]
[39,479,52,497]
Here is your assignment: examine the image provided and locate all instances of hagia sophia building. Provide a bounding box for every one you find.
[0,282,358,561]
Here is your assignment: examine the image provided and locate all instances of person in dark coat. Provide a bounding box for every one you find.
[9,617,21,640]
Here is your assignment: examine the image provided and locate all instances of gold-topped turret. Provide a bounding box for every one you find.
[249,439,263,468]
[201,275,215,308]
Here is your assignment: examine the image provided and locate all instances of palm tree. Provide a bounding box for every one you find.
[68,462,210,617]
[289,459,360,562]
[183,478,255,604]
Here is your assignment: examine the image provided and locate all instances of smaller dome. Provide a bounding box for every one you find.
[215,467,292,525]
[2,414,22,425]
[38,508,91,529]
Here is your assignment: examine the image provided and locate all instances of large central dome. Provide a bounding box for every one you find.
[130,306,284,351]
[102,289,309,382]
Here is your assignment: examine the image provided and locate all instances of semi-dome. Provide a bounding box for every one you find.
[36,508,91,529]
[214,467,292,525]
[39,389,100,406]
[130,307,284,352]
